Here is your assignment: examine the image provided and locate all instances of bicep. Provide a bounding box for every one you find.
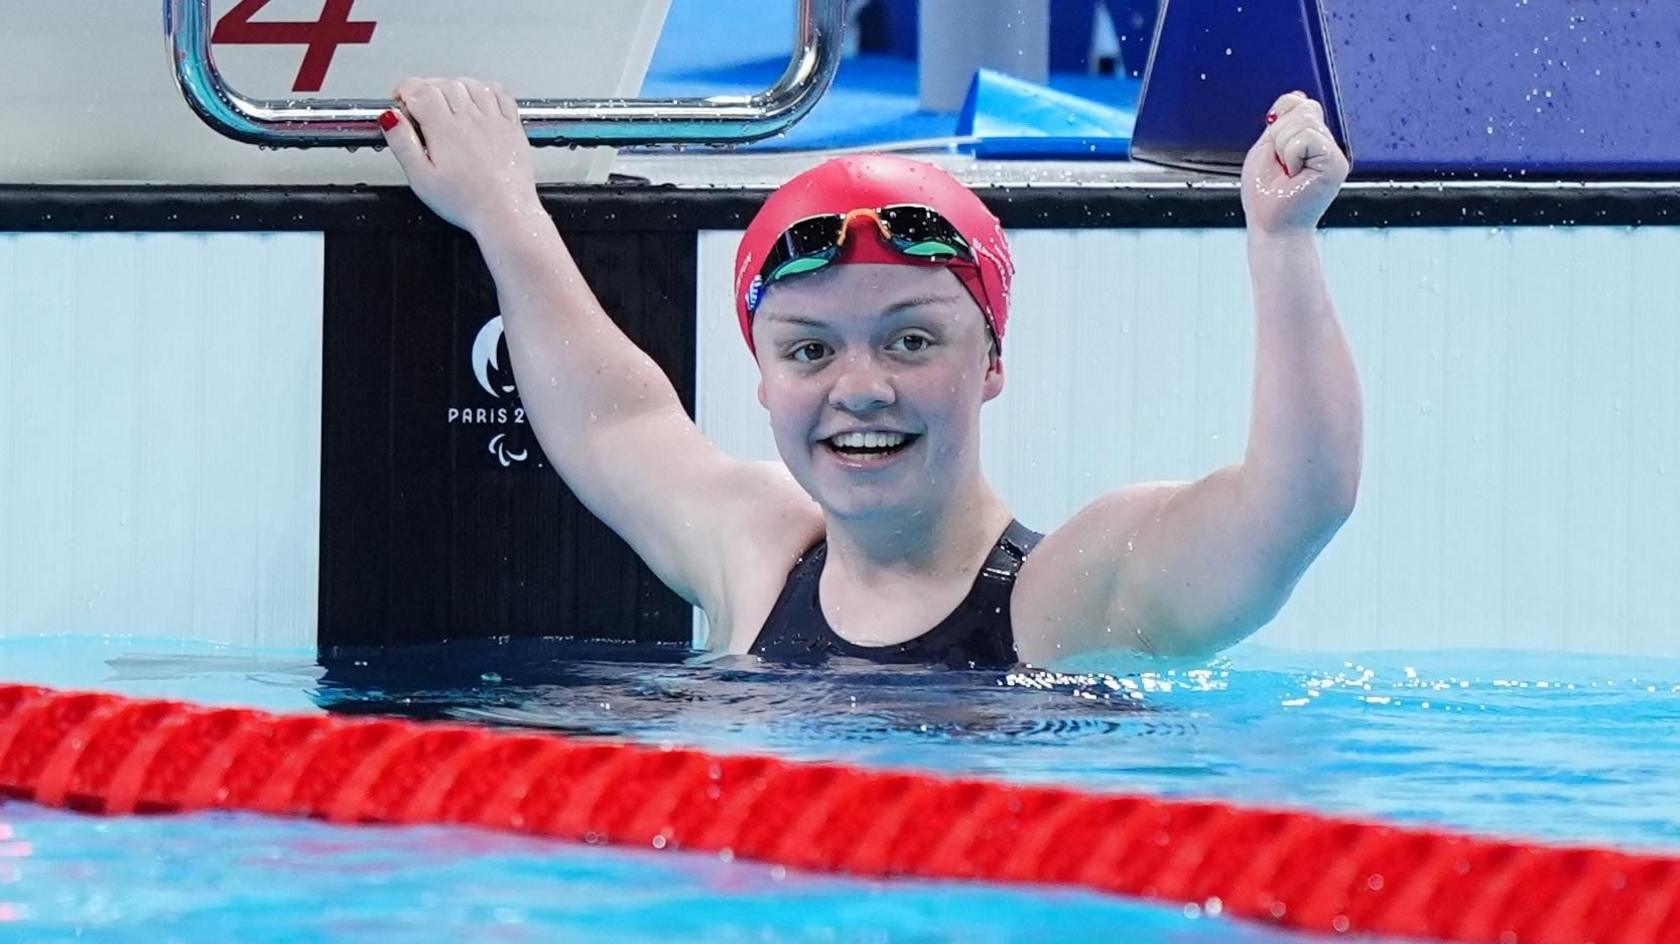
[1122,469,1294,653]
[1017,469,1330,661]
[1011,484,1178,664]
[1132,465,1346,654]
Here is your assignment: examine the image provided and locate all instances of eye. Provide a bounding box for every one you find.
[788,341,831,363]
[890,333,934,354]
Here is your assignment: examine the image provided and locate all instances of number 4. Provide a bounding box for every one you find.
[212,0,377,93]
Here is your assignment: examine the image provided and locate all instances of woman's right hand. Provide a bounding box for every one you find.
[381,77,541,235]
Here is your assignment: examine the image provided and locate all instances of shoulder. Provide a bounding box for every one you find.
[1010,482,1185,664]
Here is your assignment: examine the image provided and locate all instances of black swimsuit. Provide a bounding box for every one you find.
[748,521,1043,669]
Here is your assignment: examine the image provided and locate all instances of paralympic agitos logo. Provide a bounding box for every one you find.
[447,316,536,469]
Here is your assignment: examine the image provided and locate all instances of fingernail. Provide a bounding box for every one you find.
[379,110,399,131]
[1275,154,1292,177]
[1266,112,1278,124]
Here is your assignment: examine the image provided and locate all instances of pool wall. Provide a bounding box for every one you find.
[3,184,1679,656]
[0,232,323,649]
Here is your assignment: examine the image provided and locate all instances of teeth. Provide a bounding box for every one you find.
[831,431,908,449]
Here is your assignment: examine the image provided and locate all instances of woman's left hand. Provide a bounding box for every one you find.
[1241,92,1349,235]
[383,77,539,237]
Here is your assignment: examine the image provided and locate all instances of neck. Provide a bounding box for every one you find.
[820,472,1014,585]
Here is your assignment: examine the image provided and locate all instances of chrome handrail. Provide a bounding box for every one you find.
[165,0,844,148]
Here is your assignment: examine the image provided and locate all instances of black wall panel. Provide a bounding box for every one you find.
[319,227,698,646]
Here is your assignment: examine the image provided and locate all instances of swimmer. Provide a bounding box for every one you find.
[381,80,1360,669]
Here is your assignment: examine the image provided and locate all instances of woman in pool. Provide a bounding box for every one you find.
[380,79,1360,669]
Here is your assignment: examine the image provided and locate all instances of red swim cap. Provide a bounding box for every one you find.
[734,154,1014,356]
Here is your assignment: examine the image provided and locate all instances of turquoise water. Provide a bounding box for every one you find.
[4,636,1680,941]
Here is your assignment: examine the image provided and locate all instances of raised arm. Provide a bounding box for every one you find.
[381,79,814,631]
[1015,92,1361,661]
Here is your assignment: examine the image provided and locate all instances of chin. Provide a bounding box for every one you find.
[808,479,926,523]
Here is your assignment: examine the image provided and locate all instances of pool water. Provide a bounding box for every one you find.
[4,635,1679,942]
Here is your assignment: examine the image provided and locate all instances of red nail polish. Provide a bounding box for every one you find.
[1266,112,1278,124]
[1275,154,1292,177]
[378,109,399,131]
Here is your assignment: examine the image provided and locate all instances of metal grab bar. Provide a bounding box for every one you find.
[165,0,845,148]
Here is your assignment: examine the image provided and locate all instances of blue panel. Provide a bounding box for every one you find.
[1131,0,1339,174]
[1132,0,1680,176]
[1325,0,1680,174]
[643,54,1140,153]
[956,69,1134,159]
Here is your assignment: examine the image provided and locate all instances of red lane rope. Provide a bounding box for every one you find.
[2,683,1677,943]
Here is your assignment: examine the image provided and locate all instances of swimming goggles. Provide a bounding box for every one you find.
[748,204,975,313]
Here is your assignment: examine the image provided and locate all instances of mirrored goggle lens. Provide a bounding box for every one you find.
[762,215,846,277]
[877,205,973,261]
[767,254,836,281]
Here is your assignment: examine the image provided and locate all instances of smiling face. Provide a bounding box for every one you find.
[751,263,1004,522]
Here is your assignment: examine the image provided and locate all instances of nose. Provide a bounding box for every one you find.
[827,352,896,414]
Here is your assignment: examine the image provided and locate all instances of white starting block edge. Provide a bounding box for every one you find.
[0,0,671,185]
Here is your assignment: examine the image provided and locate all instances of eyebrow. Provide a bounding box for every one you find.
[754,313,830,328]
[879,293,969,317]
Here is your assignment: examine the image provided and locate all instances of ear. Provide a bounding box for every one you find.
[981,350,1005,402]
[757,376,768,409]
